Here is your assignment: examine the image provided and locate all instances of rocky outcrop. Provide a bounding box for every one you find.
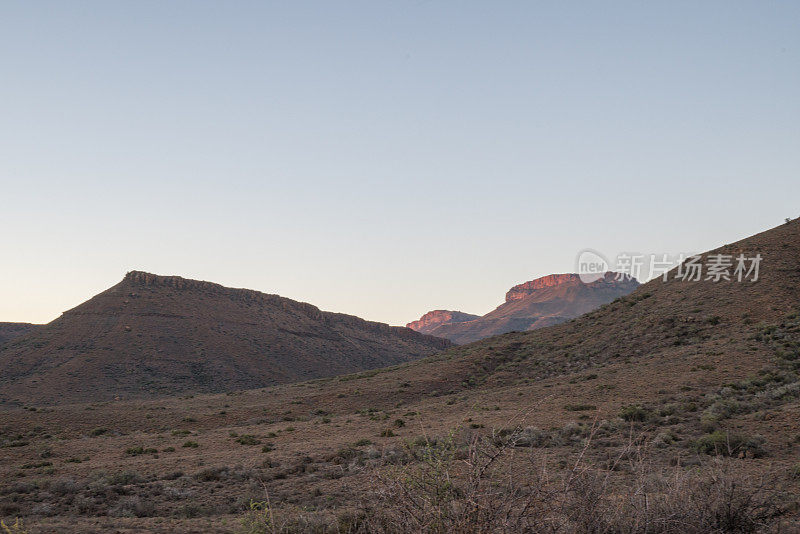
[406,310,480,335]
[505,274,582,301]
[505,272,638,302]
[412,272,640,345]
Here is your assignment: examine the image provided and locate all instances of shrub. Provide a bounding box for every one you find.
[239,499,274,534]
[356,428,784,533]
[195,466,229,482]
[182,441,199,448]
[510,427,550,448]
[235,435,261,446]
[49,477,80,495]
[693,431,766,458]
[125,446,157,456]
[564,404,597,412]
[619,405,650,422]
[694,431,734,455]
[19,461,52,469]
[106,471,143,486]
[108,496,155,518]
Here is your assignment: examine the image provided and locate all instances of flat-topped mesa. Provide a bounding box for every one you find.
[505,272,638,302]
[0,271,452,404]
[125,271,238,292]
[121,270,318,314]
[120,271,450,348]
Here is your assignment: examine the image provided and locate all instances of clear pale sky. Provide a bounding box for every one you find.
[1,1,798,326]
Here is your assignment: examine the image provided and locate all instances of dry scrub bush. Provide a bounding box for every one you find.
[355,426,786,534]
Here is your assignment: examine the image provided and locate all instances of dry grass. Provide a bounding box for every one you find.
[354,426,786,534]
[228,424,789,533]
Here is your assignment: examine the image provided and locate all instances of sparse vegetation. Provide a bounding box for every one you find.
[235,435,261,446]
[125,446,157,456]
[352,426,784,533]
[564,403,596,411]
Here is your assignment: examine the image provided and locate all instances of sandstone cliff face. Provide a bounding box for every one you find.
[0,272,451,404]
[411,272,640,345]
[406,310,481,335]
[505,272,638,302]
[505,274,583,301]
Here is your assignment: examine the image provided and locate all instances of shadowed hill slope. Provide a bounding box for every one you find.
[444,219,799,390]
[0,323,39,347]
[0,272,450,404]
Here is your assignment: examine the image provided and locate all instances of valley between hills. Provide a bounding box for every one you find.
[1,219,799,532]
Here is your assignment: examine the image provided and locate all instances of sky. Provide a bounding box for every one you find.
[1,1,799,326]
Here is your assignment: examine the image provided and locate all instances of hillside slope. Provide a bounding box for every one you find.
[412,272,639,343]
[0,272,450,404]
[0,322,39,347]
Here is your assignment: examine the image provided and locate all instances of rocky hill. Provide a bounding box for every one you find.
[0,272,450,404]
[405,310,480,335]
[409,271,639,344]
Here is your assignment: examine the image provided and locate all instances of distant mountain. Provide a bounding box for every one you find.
[0,323,39,346]
[406,310,481,336]
[408,272,639,344]
[0,272,451,404]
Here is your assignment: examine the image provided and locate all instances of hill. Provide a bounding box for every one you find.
[0,271,450,405]
[1,219,799,532]
[409,272,639,343]
[405,310,480,335]
[0,323,39,346]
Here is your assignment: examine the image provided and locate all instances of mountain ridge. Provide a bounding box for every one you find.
[408,271,639,344]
